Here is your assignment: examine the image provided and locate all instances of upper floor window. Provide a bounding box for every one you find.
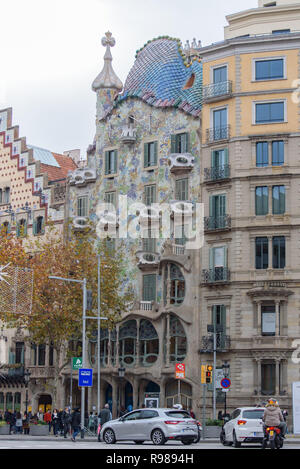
[144,141,158,168]
[213,65,227,83]
[104,191,116,207]
[16,219,27,238]
[33,216,45,236]
[255,186,269,215]
[254,101,285,124]
[144,184,156,206]
[77,196,88,217]
[175,178,189,201]
[0,187,10,205]
[255,58,284,81]
[171,133,190,154]
[104,150,118,175]
[256,141,284,167]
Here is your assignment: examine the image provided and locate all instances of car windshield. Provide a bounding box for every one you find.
[164,411,191,419]
[242,409,264,419]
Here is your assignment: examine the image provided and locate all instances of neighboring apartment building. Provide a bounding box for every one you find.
[199,0,300,417]
[67,32,203,417]
[0,107,77,414]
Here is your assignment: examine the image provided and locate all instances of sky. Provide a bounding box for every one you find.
[0,0,258,158]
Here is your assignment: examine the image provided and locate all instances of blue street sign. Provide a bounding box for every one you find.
[221,378,231,389]
[78,368,93,387]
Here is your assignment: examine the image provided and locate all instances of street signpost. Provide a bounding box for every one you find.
[220,378,231,417]
[72,357,83,370]
[175,363,185,405]
[79,368,93,387]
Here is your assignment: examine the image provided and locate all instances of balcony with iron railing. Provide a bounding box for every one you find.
[204,215,231,232]
[202,267,230,284]
[199,334,231,353]
[203,81,233,102]
[204,165,231,183]
[206,125,230,144]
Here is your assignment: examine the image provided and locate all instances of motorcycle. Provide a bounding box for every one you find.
[262,426,284,449]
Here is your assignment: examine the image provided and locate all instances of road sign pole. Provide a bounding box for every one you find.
[70,358,73,410]
[202,384,207,440]
[81,278,87,439]
[213,330,217,420]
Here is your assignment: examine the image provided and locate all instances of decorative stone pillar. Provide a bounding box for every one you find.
[257,301,262,336]
[112,377,118,419]
[166,314,170,367]
[257,358,262,395]
[133,379,139,409]
[275,360,280,396]
[275,300,280,336]
[136,318,140,368]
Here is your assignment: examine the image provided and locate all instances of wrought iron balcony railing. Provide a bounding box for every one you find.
[199,334,231,353]
[203,81,232,101]
[202,268,230,284]
[204,215,231,231]
[206,125,230,143]
[204,165,231,182]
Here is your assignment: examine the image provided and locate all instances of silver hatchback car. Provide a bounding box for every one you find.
[100,408,198,445]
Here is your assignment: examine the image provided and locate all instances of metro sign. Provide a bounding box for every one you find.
[175,363,186,379]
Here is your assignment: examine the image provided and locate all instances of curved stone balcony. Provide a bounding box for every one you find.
[72,216,89,230]
[68,167,97,186]
[136,250,160,270]
[168,153,195,174]
[120,124,137,144]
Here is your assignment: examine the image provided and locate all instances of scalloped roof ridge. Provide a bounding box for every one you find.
[116,37,202,117]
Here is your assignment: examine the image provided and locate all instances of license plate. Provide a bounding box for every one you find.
[270,431,274,436]
[254,432,263,437]
[182,427,194,432]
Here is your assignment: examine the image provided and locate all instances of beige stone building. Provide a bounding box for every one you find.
[200,0,300,423]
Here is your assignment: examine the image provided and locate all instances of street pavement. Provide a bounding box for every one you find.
[0,434,299,450]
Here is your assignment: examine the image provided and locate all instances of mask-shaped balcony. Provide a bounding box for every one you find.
[136,250,160,271]
[168,153,195,174]
[120,124,137,144]
[69,168,97,186]
[72,216,89,231]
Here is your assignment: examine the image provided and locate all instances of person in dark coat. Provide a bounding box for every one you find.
[8,412,16,434]
[62,407,72,439]
[71,407,81,442]
[98,403,111,425]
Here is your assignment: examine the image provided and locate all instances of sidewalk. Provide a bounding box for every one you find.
[0,434,299,444]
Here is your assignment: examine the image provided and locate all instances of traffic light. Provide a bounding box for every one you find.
[206,365,213,384]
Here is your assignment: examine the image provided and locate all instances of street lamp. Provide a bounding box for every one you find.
[222,361,230,418]
[24,368,31,414]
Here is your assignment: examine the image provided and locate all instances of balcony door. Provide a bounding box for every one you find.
[213,108,227,140]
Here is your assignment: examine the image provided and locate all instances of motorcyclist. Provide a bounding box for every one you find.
[262,399,286,439]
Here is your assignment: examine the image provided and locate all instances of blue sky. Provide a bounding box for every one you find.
[0,0,257,157]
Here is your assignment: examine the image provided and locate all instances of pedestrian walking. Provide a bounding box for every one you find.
[22,412,30,435]
[8,411,16,434]
[98,403,111,426]
[51,409,59,436]
[70,407,81,442]
[189,408,196,419]
[15,412,23,434]
[118,406,126,418]
[44,409,52,433]
[62,407,71,439]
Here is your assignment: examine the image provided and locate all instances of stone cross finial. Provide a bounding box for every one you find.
[101,31,116,48]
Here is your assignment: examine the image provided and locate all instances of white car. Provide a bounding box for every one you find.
[220,407,265,447]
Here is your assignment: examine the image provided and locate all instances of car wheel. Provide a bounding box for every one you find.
[233,431,241,448]
[103,428,116,444]
[193,431,201,443]
[134,441,144,444]
[151,429,166,445]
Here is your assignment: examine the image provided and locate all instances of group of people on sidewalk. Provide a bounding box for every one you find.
[1,410,30,435]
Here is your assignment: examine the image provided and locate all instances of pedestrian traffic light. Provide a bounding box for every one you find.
[206,365,213,384]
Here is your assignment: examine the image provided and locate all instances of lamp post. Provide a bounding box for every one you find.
[24,368,31,414]
[222,361,230,418]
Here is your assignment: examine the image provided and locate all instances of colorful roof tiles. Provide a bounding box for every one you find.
[117,37,202,117]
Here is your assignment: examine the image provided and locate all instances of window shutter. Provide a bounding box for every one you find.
[171,134,176,153]
[154,141,158,165]
[209,247,214,270]
[211,150,216,168]
[185,133,190,153]
[113,151,118,174]
[143,275,156,301]
[144,143,149,167]
[33,219,37,236]
[105,151,109,175]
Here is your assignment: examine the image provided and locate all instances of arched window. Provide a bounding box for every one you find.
[119,320,137,367]
[164,263,186,306]
[169,315,187,363]
[139,320,159,366]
